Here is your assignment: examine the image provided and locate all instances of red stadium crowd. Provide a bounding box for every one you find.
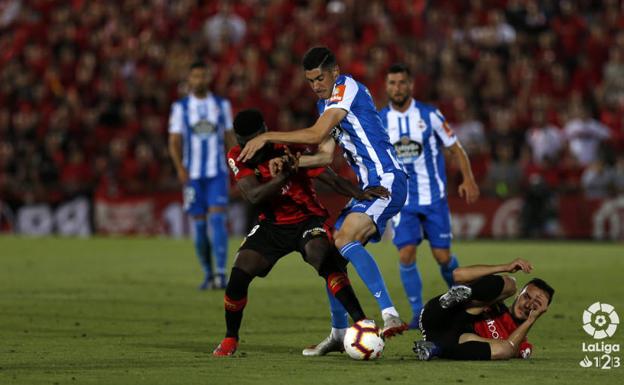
[1,0,624,209]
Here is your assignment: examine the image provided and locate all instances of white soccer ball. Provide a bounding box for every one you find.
[343,319,385,360]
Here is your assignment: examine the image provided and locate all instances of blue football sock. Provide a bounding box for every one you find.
[325,286,349,329]
[209,213,228,275]
[193,219,212,276]
[440,254,459,287]
[399,262,423,317]
[339,241,394,311]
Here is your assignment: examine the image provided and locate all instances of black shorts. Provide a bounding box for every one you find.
[420,295,491,360]
[239,216,346,276]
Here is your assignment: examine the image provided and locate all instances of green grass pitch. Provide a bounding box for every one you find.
[1,237,622,384]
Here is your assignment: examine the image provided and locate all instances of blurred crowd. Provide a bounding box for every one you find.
[1,0,624,209]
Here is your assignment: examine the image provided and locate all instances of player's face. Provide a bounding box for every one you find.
[305,67,338,99]
[386,72,413,107]
[188,67,210,95]
[511,284,550,321]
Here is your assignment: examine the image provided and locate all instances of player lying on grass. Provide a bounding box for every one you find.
[213,109,389,356]
[413,258,554,360]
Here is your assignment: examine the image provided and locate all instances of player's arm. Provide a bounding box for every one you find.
[224,130,237,151]
[459,301,547,360]
[236,163,295,205]
[446,141,479,204]
[452,258,533,285]
[298,136,336,168]
[238,108,346,161]
[316,167,390,200]
[168,102,189,184]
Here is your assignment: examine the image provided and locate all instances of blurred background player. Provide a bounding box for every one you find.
[238,47,409,346]
[413,258,554,360]
[214,109,388,356]
[168,61,236,290]
[380,64,480,329]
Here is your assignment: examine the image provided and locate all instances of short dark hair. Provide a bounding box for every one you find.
[302,46,336,71]
[387,63,411,77]
[233,109,265,137]
[525,278,555,304]
[190,60,207,71]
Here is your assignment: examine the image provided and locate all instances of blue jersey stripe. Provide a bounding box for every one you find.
[200,139,208,177]
[420,111,440,201]
[180,97,192,171]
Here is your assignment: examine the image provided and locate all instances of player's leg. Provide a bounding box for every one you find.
[424,199,458,288]
[301,226,372,356]
[334,171,409,337]
[214,222,289,356]
[414,340,491,361]
[184,180,213,289]
[392,210,425,329]
[303,236,366,324]
[207,174,230,289]
[334,212,405,334]
[213,249,271,356]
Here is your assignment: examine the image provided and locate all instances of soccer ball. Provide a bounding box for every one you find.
[343,319,385,360]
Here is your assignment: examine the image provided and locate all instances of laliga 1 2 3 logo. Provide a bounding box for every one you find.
[579,302,621,369]
[583,302,619,339]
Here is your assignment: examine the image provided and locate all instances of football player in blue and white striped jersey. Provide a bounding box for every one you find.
[239,47,409,354]
[379,63,479,329]
[168,61,236,290]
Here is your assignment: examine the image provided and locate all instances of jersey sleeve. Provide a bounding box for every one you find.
[221,99,233,131]
[168,102,183,134]
[430,109,457,148]
[325,77,357,113]
[227,147,255,180]
[518,341,533,359]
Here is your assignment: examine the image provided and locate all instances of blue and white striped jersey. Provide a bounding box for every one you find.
[168,93,233,179]
[379,99,457,206]
[317,74,404,188]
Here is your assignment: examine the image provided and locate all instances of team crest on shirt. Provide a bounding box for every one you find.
[330,125,342,141]
[329,84,346,102]
[192,119,216,135]
[227,158,239,175]
[417,119,426,131]
[394,136,423,162]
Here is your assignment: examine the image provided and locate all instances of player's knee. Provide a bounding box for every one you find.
[501,276,517,298]
[304,241,330,273]
[333,232,353,250]
[431,248,451,265]
[399,245,417,265]
[233,251,271,278]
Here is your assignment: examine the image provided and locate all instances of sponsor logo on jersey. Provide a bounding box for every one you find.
[192,119,217,134]
[329,84,346,103]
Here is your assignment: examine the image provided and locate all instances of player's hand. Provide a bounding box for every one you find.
[458,179,479,204]
[269,157,284,177]
[528,299,548,321]
[280,147,300,176]
[176,167,190,184]
[505,258,533,274]
[238,134,267,162]
[355,186,390,200]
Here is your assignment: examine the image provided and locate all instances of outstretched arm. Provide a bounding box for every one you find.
[238,108,347,161]
[452,258,533,284]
